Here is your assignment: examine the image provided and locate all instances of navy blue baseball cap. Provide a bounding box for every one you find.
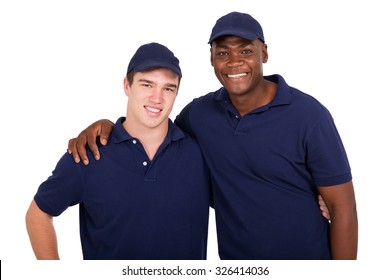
[208,12,265,44]
[127,42,182,77]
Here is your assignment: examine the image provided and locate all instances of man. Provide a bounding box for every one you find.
[26,43,210,260]
[68,12,358,259]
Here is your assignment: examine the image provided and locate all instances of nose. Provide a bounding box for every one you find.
[149,88,163,103]
[227,54,243,68]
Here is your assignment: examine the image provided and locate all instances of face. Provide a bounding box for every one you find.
[124,68,179,132]
[210,36,268,98]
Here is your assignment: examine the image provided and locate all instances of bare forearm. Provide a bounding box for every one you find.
[318,181,358,259]
[26,201,60,259]
[329,211,358,259]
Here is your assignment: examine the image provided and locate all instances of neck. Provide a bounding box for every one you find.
[123,119,168,160]
[230,79,277,116]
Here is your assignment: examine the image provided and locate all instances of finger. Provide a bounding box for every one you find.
[322,212,331,221]
[87,132,100,161]
[319,205,327,211]
[99,120,114,146]
[318,195,326,206]
[318,199,326,206]
[67,138,80,163]
[99,126,110,146]
[76,131,90,165]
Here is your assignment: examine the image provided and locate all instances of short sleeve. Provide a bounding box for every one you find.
[34,152,84,216]
[306,113,352,186]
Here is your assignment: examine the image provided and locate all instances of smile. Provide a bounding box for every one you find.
[145,106,162,113]
[227,73,247,78]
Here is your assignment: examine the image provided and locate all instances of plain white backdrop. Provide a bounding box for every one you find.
[1,0,389,278]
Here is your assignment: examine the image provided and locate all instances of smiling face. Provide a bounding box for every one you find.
[210,35,268,99]
[123,68,179,135]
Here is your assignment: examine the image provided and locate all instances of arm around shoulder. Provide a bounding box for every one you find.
[67,119,114,165]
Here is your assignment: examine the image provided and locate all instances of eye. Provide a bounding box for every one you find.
[141,83,152,88]
[164,87,176,93]
[242,49,252,54]
[217,51,228,56]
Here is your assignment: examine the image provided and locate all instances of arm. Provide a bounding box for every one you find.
[26,200,60,260]
[318,181,358,259]
[67,119,114,165]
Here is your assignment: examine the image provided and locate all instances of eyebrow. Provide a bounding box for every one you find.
[215,41,254,49]
[137,78,178,89]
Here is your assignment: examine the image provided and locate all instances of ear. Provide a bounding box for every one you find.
[262,43,269,63]
[210,47,214,67]
[123,77,130,96]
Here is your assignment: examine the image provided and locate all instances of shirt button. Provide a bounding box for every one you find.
[132,140,137,144]
[143,161,148,166]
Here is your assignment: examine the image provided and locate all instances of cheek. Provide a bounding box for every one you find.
[213,68,224,84]
[213,62,225,76]
[165,95,177,109]
[168,95,177,106]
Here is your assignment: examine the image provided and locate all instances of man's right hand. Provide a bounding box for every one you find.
[68,119,114,165]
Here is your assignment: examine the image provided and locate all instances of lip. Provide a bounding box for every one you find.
[227,72,248,79]
[144,105,162,115]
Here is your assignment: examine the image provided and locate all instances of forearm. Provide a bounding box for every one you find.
[329,211,358,259]
[318,181,358,259]
[26,201,60,260]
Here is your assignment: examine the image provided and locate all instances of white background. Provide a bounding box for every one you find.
[1,0,389,279]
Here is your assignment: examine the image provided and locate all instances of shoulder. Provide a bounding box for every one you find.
[186,88,223,109]
[169,120,202,149]
[180,88,226,121]
[53,151,84,173]
[169,120,197,144]
[271,74,329,114]
[175,89,223,133]
[289,86,331,119]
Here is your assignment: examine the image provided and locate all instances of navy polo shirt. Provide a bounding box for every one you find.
[175,74,352,260]
[34,117,210,260]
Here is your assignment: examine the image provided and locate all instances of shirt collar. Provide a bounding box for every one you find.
[112,117,186,144]
[214,74,292,111]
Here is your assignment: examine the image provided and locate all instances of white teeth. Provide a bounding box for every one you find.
[145,106,161,113]
[228,73,247,78]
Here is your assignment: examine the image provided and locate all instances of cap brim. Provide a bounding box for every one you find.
[133,60,182,77]
[208,28,259,44]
